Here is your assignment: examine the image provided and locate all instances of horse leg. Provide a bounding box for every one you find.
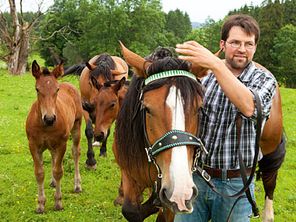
[29,143,46,213]
[71,119,82,192]
[114,179,124,206]
[51,143,67,211]
[261,170,278,222]
[85,118,96,169]
[50,158,56,188]
[99,129,110,157]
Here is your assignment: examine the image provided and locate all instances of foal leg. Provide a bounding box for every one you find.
[85,119,96,169]
[30,144,46,213]
[71,119,82,192]
[51,144,66,211]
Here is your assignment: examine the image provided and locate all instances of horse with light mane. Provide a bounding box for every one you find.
[26,61,83,213]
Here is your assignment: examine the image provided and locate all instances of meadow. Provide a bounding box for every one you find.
[0,69,295,222]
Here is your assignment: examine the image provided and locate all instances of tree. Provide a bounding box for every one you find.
[0,0,42,75]
[271,24,296,87]
[165,9,192,44]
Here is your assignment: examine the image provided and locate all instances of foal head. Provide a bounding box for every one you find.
[83,77,126,142]
[32,60,63,126]
[119,42,204,213]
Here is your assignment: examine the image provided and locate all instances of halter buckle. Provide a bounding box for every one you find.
[145,147,153,162]
[201,170,211,182]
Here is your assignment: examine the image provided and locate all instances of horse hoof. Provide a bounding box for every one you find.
[74,186,82,193]
[54,204,64,211]
[50,181,56,188]
[36,207,45,214]
[113,197,124,206]
[85,163,97,170]
[99,152,107,157]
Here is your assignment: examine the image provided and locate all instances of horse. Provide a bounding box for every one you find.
[82,77,128,158]
[112,42,205,221]
[78,53,129,169]
[25,60,83,213]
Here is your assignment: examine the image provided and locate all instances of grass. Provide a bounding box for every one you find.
[0,69,295,221]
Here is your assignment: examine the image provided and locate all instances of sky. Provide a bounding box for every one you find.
[1,0,265,23]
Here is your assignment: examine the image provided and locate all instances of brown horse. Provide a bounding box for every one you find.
[26,61,83,213]
[82,77,128,156]
[113,42,205,221]
[78,53,128,169]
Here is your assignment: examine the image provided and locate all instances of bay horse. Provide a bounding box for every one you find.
[26,60,83,213]
[78,53,128,169]
[189,54,286,221]
[113,42,205,221]
[82,77,128,157]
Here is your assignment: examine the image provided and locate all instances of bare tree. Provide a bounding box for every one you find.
[0,0,42,75]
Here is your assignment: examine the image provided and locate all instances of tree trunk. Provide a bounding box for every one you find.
[8,26,30,75]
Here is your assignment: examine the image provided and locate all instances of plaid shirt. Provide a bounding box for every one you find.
[199,62,276,169]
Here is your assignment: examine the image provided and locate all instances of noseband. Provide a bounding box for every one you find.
[139,70,207,204]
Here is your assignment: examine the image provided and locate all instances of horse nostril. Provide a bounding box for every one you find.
[43,115,56,126]
[95,132,104,142]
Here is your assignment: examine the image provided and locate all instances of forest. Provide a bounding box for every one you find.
[0,0,296,87]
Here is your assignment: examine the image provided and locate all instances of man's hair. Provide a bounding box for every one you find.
[221,14,260,44]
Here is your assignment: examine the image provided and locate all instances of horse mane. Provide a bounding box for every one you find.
[115,53,204,171]
[42,68,51,75]
[89,53,116,81]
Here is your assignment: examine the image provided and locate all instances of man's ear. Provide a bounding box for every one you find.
[220,40,225,52]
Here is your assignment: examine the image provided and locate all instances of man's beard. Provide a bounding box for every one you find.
[226,54,250,70]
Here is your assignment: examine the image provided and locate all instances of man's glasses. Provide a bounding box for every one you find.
[226,41,256,50]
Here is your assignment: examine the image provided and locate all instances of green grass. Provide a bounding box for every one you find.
[0,70,295,221]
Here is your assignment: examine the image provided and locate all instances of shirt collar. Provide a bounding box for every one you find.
[237,62,256,82]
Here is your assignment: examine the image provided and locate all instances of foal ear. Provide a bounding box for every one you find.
[86,62,95,71]
[32,60,41,79]
[90,76,102,91]
[51,61,64,78]
[119,41,151,78]
[112,77,126,93]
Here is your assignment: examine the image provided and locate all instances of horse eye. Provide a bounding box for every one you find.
[110,102,116,109]
[35,88,39,93]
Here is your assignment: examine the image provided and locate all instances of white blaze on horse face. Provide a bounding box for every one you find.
[166,86,194,212]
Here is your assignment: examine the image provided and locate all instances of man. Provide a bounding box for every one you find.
[174,14,276,222]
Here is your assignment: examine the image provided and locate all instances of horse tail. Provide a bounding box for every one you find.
[63,64,86,76]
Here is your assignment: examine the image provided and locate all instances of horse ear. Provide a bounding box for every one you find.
[51,61,64,78]
[112,77,126,93]
[86,62,95,71]
[32,60,41,79]
[119,41,151,78]
[90,76,102,91]
[190,48,222,79]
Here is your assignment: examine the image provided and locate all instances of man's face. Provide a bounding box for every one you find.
[220,26,257,72]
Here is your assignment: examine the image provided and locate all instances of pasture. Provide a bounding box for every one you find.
[0,70,295,221]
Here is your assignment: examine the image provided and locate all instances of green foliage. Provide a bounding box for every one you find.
[165,9,192,43]
[0,71,295,221]
[271,24,296,87]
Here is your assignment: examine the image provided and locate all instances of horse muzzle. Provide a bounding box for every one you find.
[43,114,56,126]
[159,185,198,213]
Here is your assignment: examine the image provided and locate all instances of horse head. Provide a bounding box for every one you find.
[118,42,204,214]
[84,77,126,142]
[32,60,63,126]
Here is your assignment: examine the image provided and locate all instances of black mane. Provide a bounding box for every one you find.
[89,53,116,81]
[115,51,204,171]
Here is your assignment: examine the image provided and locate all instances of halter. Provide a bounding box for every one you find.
[140,70,207,204]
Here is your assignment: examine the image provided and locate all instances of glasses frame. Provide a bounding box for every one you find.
[226,40,256,50]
